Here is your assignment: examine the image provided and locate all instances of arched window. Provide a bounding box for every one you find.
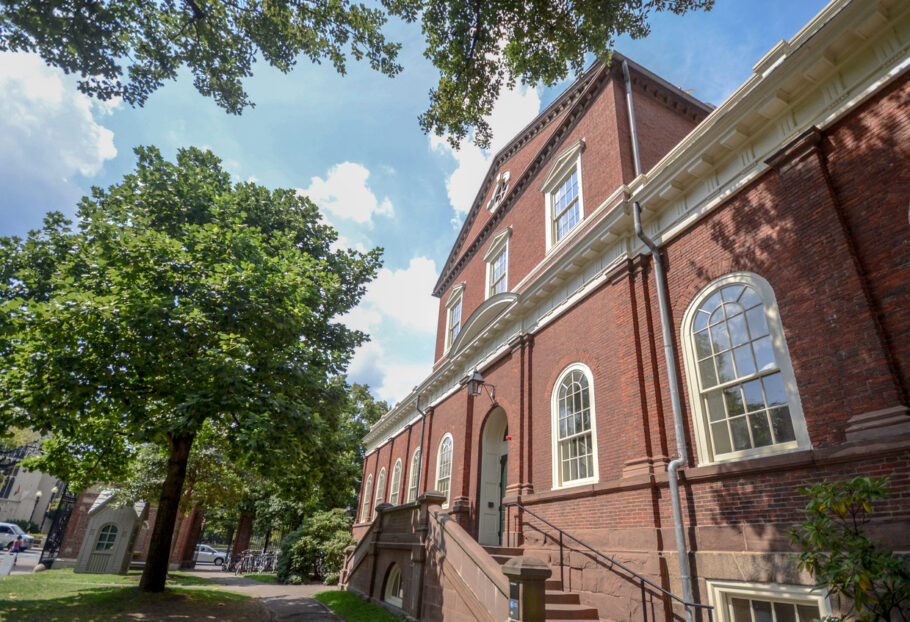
[407,447,421,502]
[389,459,402,505]
[360,474,373,523]
[384,563,404,608]
[95,524,118,551]
[373,468,386,519]
[682,273,809,464]
[551,363,599,488]
[435,434,453,508]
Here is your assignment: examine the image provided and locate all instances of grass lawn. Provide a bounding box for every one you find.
[0,568,265,622]
[242,572,278,584]
[314,590,405,622]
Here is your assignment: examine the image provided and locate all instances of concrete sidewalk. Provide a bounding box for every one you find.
[186,570,342,621]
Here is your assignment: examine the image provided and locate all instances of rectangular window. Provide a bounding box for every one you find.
[488,246,508,296]
[0,467,18,499]
[552,170,580,243]
[707,580,830,622]
[447,295,462,348]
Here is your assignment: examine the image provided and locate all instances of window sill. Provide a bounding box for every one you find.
[550,476,599,492]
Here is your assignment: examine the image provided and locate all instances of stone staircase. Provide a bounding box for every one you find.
[483,546,603,621]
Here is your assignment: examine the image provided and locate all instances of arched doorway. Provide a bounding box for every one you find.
[478,407,508,546]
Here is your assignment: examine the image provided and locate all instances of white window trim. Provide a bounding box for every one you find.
[445,284,465,352]
[541,139,585,253]
[407,447,421,502]
[483,227,512,299]
[680,272,811,466]
[550,362,600,490]
[705,579,832,622]
[435,433,454,509]
[373,467,386,520]
[384,563,404,608]
[389,459,402,505]
[487,171,511,213]
[360,474,373,523]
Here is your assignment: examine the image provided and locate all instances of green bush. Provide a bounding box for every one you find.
[791,476,910,621]
[11,519,40,534]
[277,508,354,584]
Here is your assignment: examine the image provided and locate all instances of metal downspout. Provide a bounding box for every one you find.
[415,392,428,496]
[623,58,695,622]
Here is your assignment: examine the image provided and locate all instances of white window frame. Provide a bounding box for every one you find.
[407,447,421,502]
[435,433,454,509]
[483,227,511,299]
[360,474,373,523]
[373,467,386,520]
[705,579,831,622]
[445,284,465,351]
[681,272,810,465]
[540,139,585,252]
[389,459,402,505]
[550,362,599,490]
[384,563,404,608]
[487,171,511,212]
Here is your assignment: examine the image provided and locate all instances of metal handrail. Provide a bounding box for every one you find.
[505,501,713,620]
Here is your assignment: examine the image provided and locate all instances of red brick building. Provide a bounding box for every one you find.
[344,1,910,620]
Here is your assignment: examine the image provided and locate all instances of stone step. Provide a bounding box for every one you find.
[545,578,563,591]
[481,545,523,557]
[544,603,600,620]
[545,590,581,605]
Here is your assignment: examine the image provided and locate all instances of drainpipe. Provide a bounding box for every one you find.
[623,57,695,622]
[415,392,428,497]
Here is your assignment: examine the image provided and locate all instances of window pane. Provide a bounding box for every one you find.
[717,351,736,383]
[796,605,820,621]
[753,336,776,371]
[733,345,756,377]
[724,386,745,416]
[730,417,751,451]
[753,600,773,622]
[695,330,713,359]
[731,598,752,622]
[728,313,749,347]
[694,310,710,332]
[740,286,762,309]
[762,373,787,406]
[770,407,796,443]
[749,412,773,447]
[711,323,731,351]
[711,421,733,455]
[746,306,769,338]
[774,602,796,622]
[699,358,718,388]
[742,379,765,412]
[702,292,723,314]
[722,285,744,302]
[706,392,726,422]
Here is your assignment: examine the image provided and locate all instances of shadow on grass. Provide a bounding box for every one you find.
[0,584,251,622]
[314,590,405,622]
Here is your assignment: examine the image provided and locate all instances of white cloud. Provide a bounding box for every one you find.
[299,162,394,225]
[0,52,117,233]
[430,85,541,218]
[343,256,440,405]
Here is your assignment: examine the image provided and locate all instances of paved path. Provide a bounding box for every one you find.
[186,567,342,622]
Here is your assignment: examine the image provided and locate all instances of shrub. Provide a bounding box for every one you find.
[277,508,354,584]
[11,519,40,534]
[791,477,910,622]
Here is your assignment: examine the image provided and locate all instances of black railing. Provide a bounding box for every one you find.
[505,501,713,622]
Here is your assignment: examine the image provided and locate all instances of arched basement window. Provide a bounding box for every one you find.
[384,563,403,608]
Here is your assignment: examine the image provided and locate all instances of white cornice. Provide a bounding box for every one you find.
[365,0,910,453]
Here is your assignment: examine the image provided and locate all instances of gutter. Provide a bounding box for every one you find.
[624,58,695,622]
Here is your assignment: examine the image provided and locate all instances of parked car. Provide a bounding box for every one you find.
[0,523,36,550]
[194,544,226,565]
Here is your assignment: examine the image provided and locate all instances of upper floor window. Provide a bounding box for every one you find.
[445,285,464,351]
[389,459,402,505]
[483,227,511,299]
[435,434,454,508]
[541,139,585,251]
[407,447,421,502]
[551,363,599,489]
[373,467,386,519]
[681,273,809,464]
[487,171,510,212]
[360,474,373,522]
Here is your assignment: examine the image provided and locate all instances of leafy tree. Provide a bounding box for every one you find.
[276,507,353,584]
[0,0,713,147]
[791,477,910,621]
[0,145,380,592]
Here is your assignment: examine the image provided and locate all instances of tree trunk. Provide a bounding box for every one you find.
[139,432,195,592]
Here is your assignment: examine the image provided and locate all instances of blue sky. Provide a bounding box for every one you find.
[0,0,829,406]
